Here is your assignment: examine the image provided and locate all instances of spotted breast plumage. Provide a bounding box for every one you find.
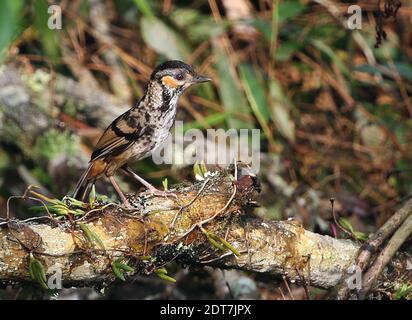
[73,60,211,203]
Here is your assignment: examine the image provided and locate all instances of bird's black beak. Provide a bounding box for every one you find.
[192,74,212,83]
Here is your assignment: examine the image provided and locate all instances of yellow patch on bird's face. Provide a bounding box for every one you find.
[161,75,180,88]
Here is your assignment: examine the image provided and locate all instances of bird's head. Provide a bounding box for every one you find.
[151,60,211,94]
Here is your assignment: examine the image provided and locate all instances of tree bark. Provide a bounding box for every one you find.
[0,167,362,289]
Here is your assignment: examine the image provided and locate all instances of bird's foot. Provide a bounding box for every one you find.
[141,187,178,200]
[119,199,138,211]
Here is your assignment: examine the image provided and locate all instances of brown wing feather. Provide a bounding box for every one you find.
[91,111,145,161]
[74,110,144,201]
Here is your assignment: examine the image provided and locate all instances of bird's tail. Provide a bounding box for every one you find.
[72,165,95,202]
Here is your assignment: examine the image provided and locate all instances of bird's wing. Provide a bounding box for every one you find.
[90,111,145,161]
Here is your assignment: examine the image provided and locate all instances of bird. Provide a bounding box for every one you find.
[72,60,211,203]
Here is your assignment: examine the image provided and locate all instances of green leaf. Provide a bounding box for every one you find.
[0,0,24,61]
[199,162,208,176]
[53,206,70,216]
[193,161,208,180]
[239,64,271,121]
[278,0,307,22]
[156,273,177,283]
[29,205,51,213]
[252,0,306,35]
[206,232,240,256]
[111,258,135,281]
[141,17,190,60]
[34,0,60,59]
[311,40,349,77]
[239,64,276,146]
[213,43,252,129]
[338,217,354,233]
[215,236,240,257]
[89,185,96,207]
[353,64,382,77]
[162,178,168,191]
[73,209,86,216]
[270,0,279,68]
[182,112,229,131]
[29,254,48,289]
[64,196,88,209]
[132,0,154,18]
[391,63,412,83]
[155,267,167,274]
[276,41,302,61]
[206,234,226,251]
[114,258,135,272]
[170,9,224,41]
[116,262,135,273]
[354,231,368,242]
[170,8,199,28]
[201,227,240,256]
[269,80,295,142]
[394,284,412,300]
[111,262,126,281]
[29,189,88,218]
[79,223,105,250]
[155,268,176,283]
[193,162,204,180]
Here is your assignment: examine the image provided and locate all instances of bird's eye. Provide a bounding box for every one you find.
[175,73,185,81]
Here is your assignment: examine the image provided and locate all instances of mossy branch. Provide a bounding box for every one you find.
[0,168,411,298]
[0,168,363,289]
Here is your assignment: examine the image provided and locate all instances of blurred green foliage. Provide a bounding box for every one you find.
[0,0,23,60]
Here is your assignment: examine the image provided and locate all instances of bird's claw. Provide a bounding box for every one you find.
[119,199,138,211]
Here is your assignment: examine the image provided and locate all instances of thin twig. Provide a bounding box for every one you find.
[357,198,412,271]
[330,198,357,240]
[359,212,412,298]
[282,276,295,300]
[169,178,211,232]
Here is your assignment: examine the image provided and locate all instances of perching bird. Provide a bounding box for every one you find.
[73,60,211,203]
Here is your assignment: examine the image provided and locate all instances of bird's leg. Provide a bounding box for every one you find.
[121,166,177,199]
[121,166,157,190]
[108,175,130,205]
